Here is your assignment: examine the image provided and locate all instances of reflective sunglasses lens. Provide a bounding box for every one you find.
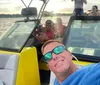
[53,46,65,54]
[44,52,52,62]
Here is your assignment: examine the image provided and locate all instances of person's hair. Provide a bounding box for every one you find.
[57,18,62,23]
[93,5,98,11]
[45,20,54,26]
[41,40,62,53]
[57,17,62,21]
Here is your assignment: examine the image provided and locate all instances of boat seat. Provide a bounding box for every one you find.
[0,54,19,85]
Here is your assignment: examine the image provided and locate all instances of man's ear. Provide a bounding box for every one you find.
[65,49,73,59]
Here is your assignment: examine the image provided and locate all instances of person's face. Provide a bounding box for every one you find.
[92,6,97,12]
[57,18,62,24]
[43,42,72,73]
[45,22,52,30]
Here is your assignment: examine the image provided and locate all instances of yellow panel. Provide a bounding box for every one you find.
[39,61,49,70]
[16,47,40,85]
[73,60,94,66]
[0,47,40,85]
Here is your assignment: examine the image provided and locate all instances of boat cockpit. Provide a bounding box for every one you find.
[1,0,100,85]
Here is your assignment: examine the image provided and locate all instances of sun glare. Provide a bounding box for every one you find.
[1,0,99,14]
[45,0,73,13]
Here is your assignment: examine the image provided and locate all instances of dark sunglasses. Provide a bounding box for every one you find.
[43,45,65,62]
[46,23,51,26]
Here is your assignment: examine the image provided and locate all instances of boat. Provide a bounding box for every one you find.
[0,0,100,85]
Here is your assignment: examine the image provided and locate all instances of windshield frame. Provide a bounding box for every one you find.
[0,19,39,52]
[63,16,100,63]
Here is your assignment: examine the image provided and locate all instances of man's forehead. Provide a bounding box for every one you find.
[44,42,62,52]
[46,42,61,47]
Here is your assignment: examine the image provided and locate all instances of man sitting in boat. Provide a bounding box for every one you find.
[35,20,55,60]
[36,20,55,43]
[41,40,100,85]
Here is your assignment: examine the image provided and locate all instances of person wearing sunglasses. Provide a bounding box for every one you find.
[41,40,100,85]
[36,20,55,43]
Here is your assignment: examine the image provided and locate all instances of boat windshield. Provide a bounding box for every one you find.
[64,16,100,62]
[0,21,36,52]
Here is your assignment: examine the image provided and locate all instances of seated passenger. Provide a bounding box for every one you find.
[88,5,100,16]
[54,18,67,38]
[35,20,55,60]
[36,20,55,43]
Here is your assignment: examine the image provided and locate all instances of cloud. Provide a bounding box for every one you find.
[0,0,12,4]
[14,6,23,14]
[0,5,23,14]
[1,0,100,14]
[15,6,23,11]
[0,8,10,14]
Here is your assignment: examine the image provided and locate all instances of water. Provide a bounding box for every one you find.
[0,18,23,36]
[0,16,70,35]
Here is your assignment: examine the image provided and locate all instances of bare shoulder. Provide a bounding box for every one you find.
[98,11,100,16]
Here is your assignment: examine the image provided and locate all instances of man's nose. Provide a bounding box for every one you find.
[52,53,58,61]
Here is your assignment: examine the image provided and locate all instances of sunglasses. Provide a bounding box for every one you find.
[43,45,65,62]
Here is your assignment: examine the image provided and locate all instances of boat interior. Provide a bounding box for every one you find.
[0,0,100,85]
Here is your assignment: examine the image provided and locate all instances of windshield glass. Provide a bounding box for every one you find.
[65,19,100,57]
[0,21,36,52]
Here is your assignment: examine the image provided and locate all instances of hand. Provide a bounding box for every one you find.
[36,33,48,42]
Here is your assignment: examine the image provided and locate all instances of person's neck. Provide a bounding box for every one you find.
[57,23,62,26]
[56,63,78,84]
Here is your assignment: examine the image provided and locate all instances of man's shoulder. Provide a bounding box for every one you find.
[89,63,100,68]
[80,63,100,72]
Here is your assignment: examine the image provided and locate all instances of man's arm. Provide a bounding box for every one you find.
[83,0,87,4]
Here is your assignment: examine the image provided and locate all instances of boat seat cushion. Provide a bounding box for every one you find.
[0,80,4,85]
[0,54,19,85]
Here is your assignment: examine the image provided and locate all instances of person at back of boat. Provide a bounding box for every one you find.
[71,0,87,16]
[35,20,55,60]
[54,18,67,38]
[36,19,55,43]
[88,5,100,16]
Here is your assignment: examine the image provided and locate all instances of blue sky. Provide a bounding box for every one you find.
[0,0,100,14]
